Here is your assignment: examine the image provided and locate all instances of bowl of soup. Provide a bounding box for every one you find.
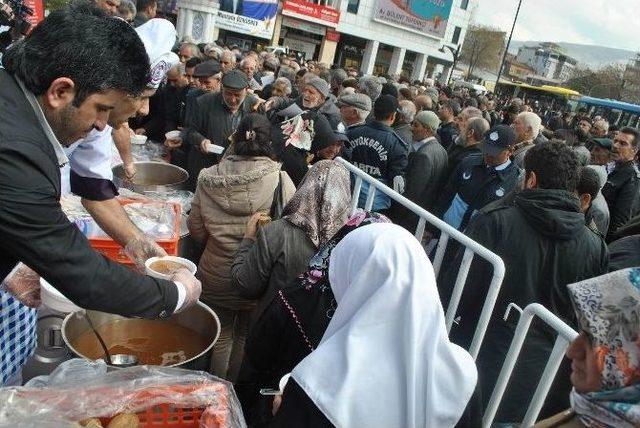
[145,256,196,280]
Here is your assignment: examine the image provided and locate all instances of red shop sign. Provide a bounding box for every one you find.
[283,0,340,28]
[325,28,340,42]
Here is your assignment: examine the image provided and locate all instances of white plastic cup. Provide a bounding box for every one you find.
[165,130,181,140]
[145,256,197,280]
[131,134,148,145]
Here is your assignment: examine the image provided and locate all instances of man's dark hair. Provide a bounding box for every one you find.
[399,87,413,101]
[341,77,357,89]
[576,167,601,202]
[373,94,399,121]
[2,4,149,105]
[619,126,640,148]
[136,0,156,12]
[380,83,398,98]
[524,141,580,192]
[233,113,273,158]
[441,99,461,116]
[464,97,479,108]
[185,57,203,69]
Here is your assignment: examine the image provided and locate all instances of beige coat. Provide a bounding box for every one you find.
[187,155,296,310]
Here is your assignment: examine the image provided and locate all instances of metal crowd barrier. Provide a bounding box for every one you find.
[482,303,578,428]
[335,157,506,359]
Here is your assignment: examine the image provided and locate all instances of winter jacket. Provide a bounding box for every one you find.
[183,91,257,191]
[446,141,482,179]
[346,121,408,211]
[392,137,448,230]
[434,155,523,231]
[437,121,459,151]
[392,123,412,152]
[602,160,640,241]
[445,189,608,422]
[187,156,296,310]
[230,218,315,321]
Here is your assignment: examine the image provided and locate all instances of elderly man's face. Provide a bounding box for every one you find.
[271,82,288,98]
[220,56,236,74]
[96,0,120,15]
[179,46,195,64]
[199,74,221,93]
[241,60,256,78]
[512,116,529,142]
[411,121,429,141]
[222,86,247,111]
[578,120,592,135]
[302,86,324,109]
[592,122,607,137]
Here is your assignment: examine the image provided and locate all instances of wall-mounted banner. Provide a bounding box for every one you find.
[217,0,278,40]
[374,0,453,38]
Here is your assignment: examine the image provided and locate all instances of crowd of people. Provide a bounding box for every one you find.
[1,0,640,427]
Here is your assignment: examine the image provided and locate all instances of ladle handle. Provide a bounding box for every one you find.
[85,313,112,365]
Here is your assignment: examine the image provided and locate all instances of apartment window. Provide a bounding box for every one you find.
[461,0,469,10]
[452,26,462,44]
[347,0,360,14]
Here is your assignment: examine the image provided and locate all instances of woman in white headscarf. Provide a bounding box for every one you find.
[271,223,478,428]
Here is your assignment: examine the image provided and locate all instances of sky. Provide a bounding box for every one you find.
[471,0,640,52]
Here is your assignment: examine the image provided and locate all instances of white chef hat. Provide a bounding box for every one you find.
[135,18,180,89]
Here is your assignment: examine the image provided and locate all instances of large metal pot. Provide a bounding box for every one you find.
[61,301,220,371]
[113,161,188,194]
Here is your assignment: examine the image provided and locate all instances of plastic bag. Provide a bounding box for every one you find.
[0,262,41,308]
[0,359,246,428]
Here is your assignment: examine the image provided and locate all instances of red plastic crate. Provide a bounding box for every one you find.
[89,199,181,266]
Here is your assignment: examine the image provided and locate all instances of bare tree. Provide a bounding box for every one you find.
[564,64,626,99]
[460,24,506,78]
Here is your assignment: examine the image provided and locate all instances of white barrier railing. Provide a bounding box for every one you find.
[482,303,578,428]
[335,157,506,359]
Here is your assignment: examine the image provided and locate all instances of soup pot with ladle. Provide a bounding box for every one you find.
[61,302,220,370]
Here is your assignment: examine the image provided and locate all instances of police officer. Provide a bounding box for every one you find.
[602,126,640,242]
[435,125,523,231]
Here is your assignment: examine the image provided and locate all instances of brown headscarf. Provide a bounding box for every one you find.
[282,160,352,247]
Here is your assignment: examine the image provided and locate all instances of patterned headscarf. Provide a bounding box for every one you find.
[567,268,640,427]
[282,160,352,247]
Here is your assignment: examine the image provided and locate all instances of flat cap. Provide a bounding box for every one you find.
[222,69,249,89]
[336,93,372,112]
[193,60,221,78]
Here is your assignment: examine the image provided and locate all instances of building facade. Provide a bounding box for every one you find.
[516,43,577,82]
[178,0,475,82]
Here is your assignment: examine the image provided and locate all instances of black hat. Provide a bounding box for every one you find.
[373,94,400,120]
[308,112,337,153]
[483,125,516,155]
[193,60,221,78]
[592,137,613,150]
[222,69,249,89]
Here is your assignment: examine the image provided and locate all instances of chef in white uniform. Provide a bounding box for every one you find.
[61,18,181,263]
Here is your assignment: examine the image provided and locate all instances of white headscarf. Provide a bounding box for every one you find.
[291,223,477,428]
[134,18,180,89]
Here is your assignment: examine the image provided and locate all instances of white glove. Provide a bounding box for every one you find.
[393,175,405,194]
[171,268,202,313]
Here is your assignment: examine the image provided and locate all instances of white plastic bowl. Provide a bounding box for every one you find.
[131,134,148,145]
[145,256,197,280]
[40,278,83,313]
[165,130,181,140]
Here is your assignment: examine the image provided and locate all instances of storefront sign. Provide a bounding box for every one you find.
[217,0,278,40]
[282,16,326,36]
[23,0,44,30]
[284,37,317,60]
[374,0,453,39]
[282,0,340,28]
[325,28,340,42]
